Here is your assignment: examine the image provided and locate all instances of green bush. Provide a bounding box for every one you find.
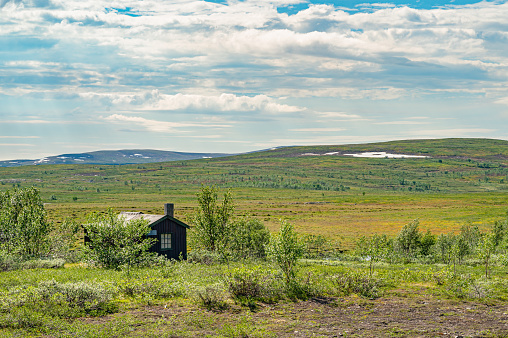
[266,219,304,284]
[117,277,186,300]
[332,271,383,299]
[188,249,221,265]
[0,250,19,271]
[227,266,283,307]
[84,209,156,271]
[0,280,117,319]
[229,218,270,259]
[21,258,65,270]
[196,285,229,312]
[0,187,52,257]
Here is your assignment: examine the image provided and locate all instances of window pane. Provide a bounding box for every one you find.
[161,233,172,249]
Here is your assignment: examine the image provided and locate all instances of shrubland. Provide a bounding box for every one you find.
[0,138,508,336]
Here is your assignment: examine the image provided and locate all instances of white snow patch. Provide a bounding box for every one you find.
[301,153,320,156]
[74,159,85,162]
[202,156,212,159]
[324,152,339,155]
[34,158,49,164]
[343,152,428,159]
[58,156,68,159]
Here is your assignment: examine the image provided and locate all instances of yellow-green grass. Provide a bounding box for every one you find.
[2,138,507,250]
[44,190,506,250]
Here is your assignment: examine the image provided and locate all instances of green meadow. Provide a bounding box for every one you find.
[2,138,508,337]
[1,138,507,248]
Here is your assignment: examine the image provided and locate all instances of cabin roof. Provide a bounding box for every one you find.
[119,211,190,229]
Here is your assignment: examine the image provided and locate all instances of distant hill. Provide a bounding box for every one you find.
[1,138,506,168]
[0,149,231,167]
[233,138,508,163]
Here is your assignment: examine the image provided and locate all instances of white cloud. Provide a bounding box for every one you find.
[151,93,303,113]
[0,143,35,146]
[494,97,508,106]
[375,121,431,125]
[81,91,303,114]
[104,114,231,133]
[316,111,363,119]
[291,127,346,132]
[1,0,508,158]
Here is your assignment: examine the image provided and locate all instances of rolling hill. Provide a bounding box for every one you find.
[0,149,231,167]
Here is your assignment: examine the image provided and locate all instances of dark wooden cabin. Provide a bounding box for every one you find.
[119,203,189,260]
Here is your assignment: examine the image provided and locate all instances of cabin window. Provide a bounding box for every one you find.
[148,230,157,236]
[160,233,172,250]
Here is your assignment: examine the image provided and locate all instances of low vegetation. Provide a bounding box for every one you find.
[0,139,508,336]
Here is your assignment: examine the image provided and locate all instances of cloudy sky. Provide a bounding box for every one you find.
[1,0,507,160]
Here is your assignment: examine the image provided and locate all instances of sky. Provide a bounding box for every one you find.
[1,0,508,160]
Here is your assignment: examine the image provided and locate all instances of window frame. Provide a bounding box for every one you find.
[160,233,172,251]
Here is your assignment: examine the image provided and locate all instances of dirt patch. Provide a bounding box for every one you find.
[81,295,508,337]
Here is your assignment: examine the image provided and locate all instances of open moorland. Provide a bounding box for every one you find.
[0,138,506,249]
[1,138,508,338]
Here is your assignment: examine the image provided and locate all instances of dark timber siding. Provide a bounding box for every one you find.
[148,217,187,260]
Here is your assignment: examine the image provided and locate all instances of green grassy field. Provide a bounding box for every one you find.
[1,259,508,337]
[1,138,507,248]
[1,138,508,337]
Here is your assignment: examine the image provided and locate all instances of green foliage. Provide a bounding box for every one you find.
[227,266,282,308]
[433,233,455,264]
[0,249,19,272]
[20,258,65,270]
[356,234,389,276]
[492,219,506,248]
[396,219,421,261]
[83,209,156,270]
[196,285,229,312]
[0,251,64,272]
[192,186,234,254]
[116,277,186,301]
[477,232,496,278]
[0,280,116,324]
[0,187,52,257]
[267,219,304,284]
[187,249,222,265]
[332,271,383,299]
[419,230,436,257]
[49,218,82,262]
[302,234,336,258]
[229,218,270,259]
[460,223,481,253]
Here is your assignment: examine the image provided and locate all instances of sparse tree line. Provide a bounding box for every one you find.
[0,186,507,283]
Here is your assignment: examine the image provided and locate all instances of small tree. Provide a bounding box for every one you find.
[266,219,304,284]
[419,230,436,257]
[0,187,52,257]
[302,234,331,258]
[492,220,506,248]
[192,186,234,254]
[49,218,81,261]
[396,219,421,261]
[84,209,155,271]
[356,234,389,277]
[459,223,481,254]
[477,232,496,279]
[433,233,454,264]
[229,217,270,259]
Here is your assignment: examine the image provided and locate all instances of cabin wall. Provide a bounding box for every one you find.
[148,218,187,259]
